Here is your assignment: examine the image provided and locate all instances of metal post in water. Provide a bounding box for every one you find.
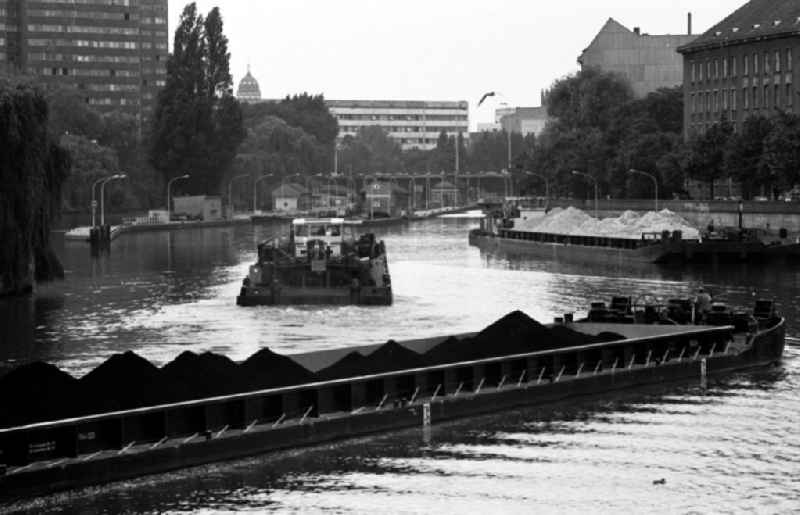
[678,347,686,361]
[423,402,431,427]
[645,350,652,367]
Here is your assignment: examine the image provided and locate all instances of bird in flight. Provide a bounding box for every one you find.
[478,91,496,106]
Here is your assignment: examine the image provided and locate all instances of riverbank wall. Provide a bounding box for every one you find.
[546,199,800,232]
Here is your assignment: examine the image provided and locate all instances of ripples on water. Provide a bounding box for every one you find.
[1,218,799,513]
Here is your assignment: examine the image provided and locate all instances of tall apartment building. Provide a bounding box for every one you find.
[327,99,469,151]
[579,17,696,98]
[678,0,800,138]
[0,0,169,124]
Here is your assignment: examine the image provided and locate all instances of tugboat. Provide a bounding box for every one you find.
[236,218,393,306]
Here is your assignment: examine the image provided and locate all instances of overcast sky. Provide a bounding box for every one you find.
[168,1,746,128]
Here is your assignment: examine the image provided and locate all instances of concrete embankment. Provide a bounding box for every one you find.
[546,199,800,233]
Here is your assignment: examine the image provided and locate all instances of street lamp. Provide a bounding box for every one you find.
[253,174,273,213]
[627,168,659,211]
[167,174,190,220]
[572,170,598,218]
[525,171,550,203]
[227,174,249,217]
[99,173,127,226]
[90,175,112,227]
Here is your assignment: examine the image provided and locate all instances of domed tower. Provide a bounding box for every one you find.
[236,65,262,103]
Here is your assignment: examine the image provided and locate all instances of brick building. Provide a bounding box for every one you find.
[0,0,169,125]
[579,17,695,98]
[678,0,800,138]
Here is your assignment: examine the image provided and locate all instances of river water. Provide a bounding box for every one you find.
[1,216,799,513]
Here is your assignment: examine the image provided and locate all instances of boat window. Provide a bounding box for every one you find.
[311,225,326,236]
[328,225,341,236]
[294,225,308,237]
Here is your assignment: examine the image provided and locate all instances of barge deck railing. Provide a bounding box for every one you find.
[0,325,747,471]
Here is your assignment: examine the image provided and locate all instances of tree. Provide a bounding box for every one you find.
[0,77,70,295]
[242,94,338,145]
[725,115,773,199]
[59,135,120,211]
[763,111,800,193]
[686,120,734,200]
[150,3,244,196]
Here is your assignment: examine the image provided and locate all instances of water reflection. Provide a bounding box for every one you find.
[1,218,799,377]
[7,356,796,514]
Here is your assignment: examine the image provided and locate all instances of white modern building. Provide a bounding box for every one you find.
[327,99,469,151]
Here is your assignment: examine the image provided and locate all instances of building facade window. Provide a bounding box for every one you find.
[776,51,781,73]
[788,49,793,72]
[744,55,749,75]
[753,53,759,74]
[743,87,749,109]
[764,52,770,75]
[723,58,728,78]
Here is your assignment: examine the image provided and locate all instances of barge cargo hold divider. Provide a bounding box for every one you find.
[0,321,785,500]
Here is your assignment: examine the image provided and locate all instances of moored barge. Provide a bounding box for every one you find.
[469,217,800,265]
[0,302,784,501]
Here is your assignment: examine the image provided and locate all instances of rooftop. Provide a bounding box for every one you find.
[678,0,800,53]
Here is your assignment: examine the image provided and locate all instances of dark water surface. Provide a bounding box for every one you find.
[1,217,799,513]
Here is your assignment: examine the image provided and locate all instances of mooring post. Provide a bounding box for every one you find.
[299,406,313,424]
[628,354,636,370]
[662,349,670,363]
[422,402,431,428]
[498,375,507,389]
[594,360,602,374]
[454,382,464,396]
[272,413,286,427]
[576,363,584,377]
[555,365,566,382]
[678,347,686,361]
[645,350,652,367]
[537,367,546,384]
[611,358,619,373]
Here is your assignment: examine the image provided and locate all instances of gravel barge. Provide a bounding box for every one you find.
[0,306,784,501]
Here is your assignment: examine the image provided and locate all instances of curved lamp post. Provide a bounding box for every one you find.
[167,174,190,220]
[572,170,598,218]
[227,174,249,217]
[628,168,659,211]
[99,173,127,226]
[253,174,273,213]
[91,175,113,227]
[525,171,550,202]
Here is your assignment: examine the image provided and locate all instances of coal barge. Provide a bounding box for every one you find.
[237,218,392,306]
[469,215,800,265]
[0,302,784,501]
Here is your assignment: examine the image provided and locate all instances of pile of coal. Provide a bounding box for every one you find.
[161,351,240,400]
[319,340,426,380]
[0,362,82,428]
[425,311,626,365]
[237,347,318,392]
[80,351,180,414]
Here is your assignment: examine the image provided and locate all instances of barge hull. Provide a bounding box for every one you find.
[0,320,783,501]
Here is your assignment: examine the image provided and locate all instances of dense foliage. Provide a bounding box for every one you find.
[150,3,245,196]
[0,77,70,295]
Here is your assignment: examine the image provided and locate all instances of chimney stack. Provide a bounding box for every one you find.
[688,12,693,35]
[634,27,640,35]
